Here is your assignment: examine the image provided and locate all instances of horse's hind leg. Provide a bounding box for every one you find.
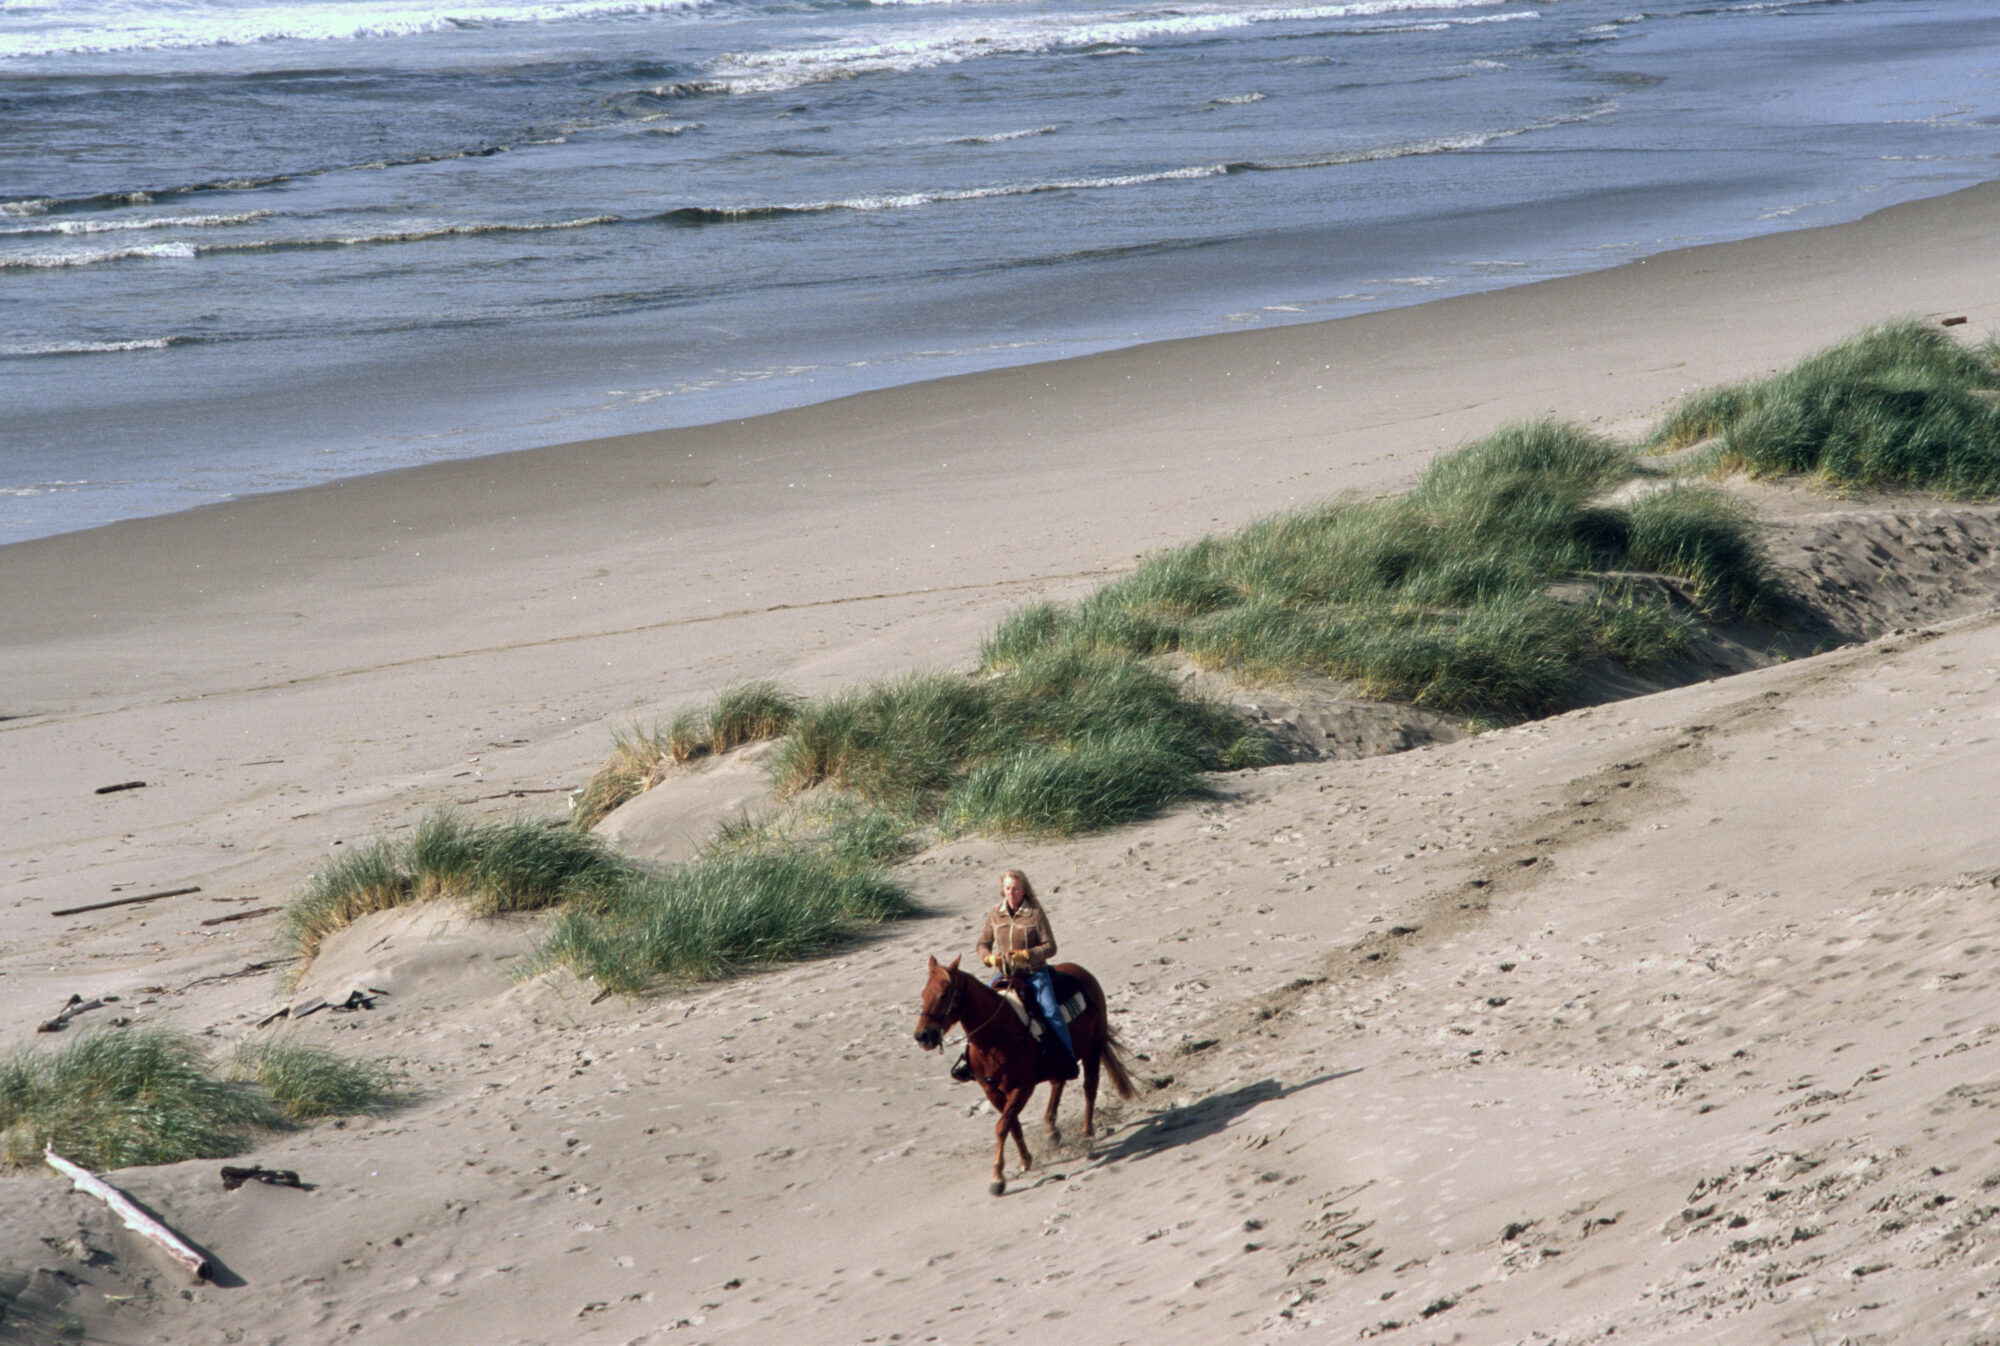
[1043,1080,1065,1143]
[1081,1026,1103,1142]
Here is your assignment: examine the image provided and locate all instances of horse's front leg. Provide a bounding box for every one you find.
[990,1086,1032,1196]
[1043,1078,1065,1144]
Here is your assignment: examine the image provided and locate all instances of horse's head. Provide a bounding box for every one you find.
[914,954,963,1051]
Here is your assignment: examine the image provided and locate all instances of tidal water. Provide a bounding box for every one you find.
[4,0,1999,541]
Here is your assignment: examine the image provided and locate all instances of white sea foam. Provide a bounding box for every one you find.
[943,124,1060,145]
[0,215,620,266]
[0,338,176,356]
[675,164,1228,220]
[0,241,198,268]
[704,0,1531,95]
[676,100,1611,222]
[259,215,623,248]
[0,211,275,237]
[1,0,710,61]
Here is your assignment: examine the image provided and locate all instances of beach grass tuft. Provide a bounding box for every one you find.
[1652,320,2000,495]
[571,682,803,830]
[0,1029,281,1171]
[231,1039,404,1121]
[977,419,1779,717]
[0,1029,407,1171]
[533,848,916,994]
[283,810,630,968]
[708,681,802,751]
[764,646,1260,835]
[569,724,673,830]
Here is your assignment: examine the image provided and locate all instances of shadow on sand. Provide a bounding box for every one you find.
[1091,1069,1360,1166]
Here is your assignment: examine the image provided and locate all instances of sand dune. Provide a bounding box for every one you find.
[4,182,2000,1344]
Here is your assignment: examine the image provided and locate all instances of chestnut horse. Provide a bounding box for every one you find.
[914,954,1135,1194]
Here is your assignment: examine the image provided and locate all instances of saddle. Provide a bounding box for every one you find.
[992,969,1085,1024]
[988,970,1082,1082]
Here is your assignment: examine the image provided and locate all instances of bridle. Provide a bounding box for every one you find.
[919,967,1010,1046]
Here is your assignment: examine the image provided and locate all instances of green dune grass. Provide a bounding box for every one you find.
[0,1029,399,1170]
[531,847,916,994]
[982,420,1780,716]
[282,811,631,967]
[1653,320,2000,496]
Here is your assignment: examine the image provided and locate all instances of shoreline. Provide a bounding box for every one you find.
[4,172,1997,564]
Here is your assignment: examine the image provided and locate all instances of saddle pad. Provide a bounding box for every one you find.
[996,989,1031,1027]
[1049,968,1087,1025]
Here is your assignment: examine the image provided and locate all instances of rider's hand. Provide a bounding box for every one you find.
[982,954,997,967]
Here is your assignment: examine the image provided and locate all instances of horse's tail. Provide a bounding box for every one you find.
[1081,968,1137,1100]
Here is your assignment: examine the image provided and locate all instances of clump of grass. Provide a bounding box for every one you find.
[1652,320,2000,495]
[232,1040,403,1121]
[571,683,802,830]
[534,849,915,993]
[1623,484,1774,616]
[283,810,630,968]
[709,682,801,751]
[279,840,412,969]
[570,724,673,830]
[764,649,1261,834]
[0,1029,280,1171]
[978,420,1779,717]
[771,670,993,806]
[947,727,1216,836]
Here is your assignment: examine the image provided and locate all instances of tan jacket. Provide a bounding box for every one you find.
[976,898,1057,974]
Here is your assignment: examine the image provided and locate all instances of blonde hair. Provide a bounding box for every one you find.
[999,868,1038,905]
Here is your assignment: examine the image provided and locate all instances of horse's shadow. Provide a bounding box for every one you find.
[1088,1069,1360,1166]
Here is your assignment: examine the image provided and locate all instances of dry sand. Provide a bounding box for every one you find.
[4,181,2000,1344]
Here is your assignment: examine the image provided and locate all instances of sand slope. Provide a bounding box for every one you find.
[4,183,2000,1345]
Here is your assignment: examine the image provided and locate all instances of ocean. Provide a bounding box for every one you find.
[3,0,1998,543]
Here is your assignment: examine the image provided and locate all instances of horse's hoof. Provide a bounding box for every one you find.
[989,1178,1007,1197]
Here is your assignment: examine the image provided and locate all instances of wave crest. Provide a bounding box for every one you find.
[2,0,710,61]
[0,338,180,357]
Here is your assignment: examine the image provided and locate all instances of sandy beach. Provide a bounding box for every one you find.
[4,179,2000,1344]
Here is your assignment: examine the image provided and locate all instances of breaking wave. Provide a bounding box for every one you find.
[662,104,1612,223]
[0,215,622,267]
[2,0,710,62]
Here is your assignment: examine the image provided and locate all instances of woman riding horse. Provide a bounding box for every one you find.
[975,868,1074,1076]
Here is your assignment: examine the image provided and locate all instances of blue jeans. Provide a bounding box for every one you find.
[1020,968,1074,1057]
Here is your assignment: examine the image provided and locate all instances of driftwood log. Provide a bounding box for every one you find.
[45,1149,211,1281]
[50,886,201,918]
[37,994,108,1033]
[198,906,281,927]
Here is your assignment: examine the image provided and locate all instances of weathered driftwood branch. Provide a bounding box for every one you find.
[198,905,281,927]
[50,886,201,918]
[45,1148,211,1282]
[37,994,106,1033]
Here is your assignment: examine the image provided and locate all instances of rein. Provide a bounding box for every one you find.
[924,971,1013,1048]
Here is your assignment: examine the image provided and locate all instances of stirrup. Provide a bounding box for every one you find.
[949,1050,974,1083]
